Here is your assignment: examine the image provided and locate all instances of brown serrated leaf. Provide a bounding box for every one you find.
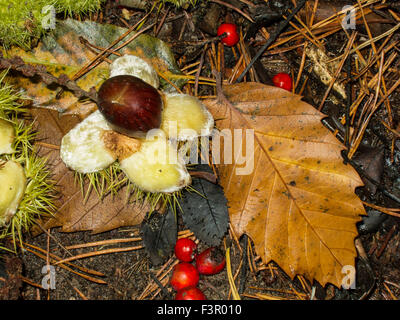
[31,108,150,234]
[203,82,366,287]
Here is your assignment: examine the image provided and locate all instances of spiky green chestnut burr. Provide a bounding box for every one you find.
[0,72,56,249]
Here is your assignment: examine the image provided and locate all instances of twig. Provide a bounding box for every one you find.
[154,6,170,37]
[345,54,352,152]
[194,45,207,97]
[238,235,248,294]
[294,42,308,92]
[235,0,307,83]
[35,223,74,258]
[148,272,173,300]
[70,12,151,82]
[19,276,43,289]
[225,238,240,300]
[0,53,98,103]
[63,237,142,250]
[318,32,357,111]
[137,257,179,300]
[209,0,254,22]
[22,242,105,277]
[376,225,397,258]
[22,245,107,284]
[383,282,398,300]
[54,245,143,265]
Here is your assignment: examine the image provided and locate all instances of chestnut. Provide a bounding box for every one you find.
[97,75,163,138]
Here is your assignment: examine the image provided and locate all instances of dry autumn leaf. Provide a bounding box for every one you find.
[30,108,150,234]
[203,82,366,287]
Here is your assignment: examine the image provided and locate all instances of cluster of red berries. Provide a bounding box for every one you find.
[170,238,226,300]
[217,23,293,92]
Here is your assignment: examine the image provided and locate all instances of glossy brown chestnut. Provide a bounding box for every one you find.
[97,75,162,138]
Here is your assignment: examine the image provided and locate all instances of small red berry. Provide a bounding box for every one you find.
[170,262,199,291]
[175,287,206,300]
[195,247,226,275]
[217,23,239,47]
[174,238,197,262]
[272,72,293,91]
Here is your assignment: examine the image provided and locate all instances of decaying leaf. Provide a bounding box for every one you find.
[4,19,185,117]
[305,44,347,100]
[31,108,150,234]
[141,210,177,265]
[178,164,229,246]
[203,82,366,287]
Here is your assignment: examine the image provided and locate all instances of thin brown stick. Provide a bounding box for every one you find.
[376,225,396,258]
[294,42,308,92]
[63,237,142,250]
[348,52,386,158]
[22,242,105,277]
[381,120,400,138]
[34,141,60,150]
[154,6,170,37]
[19,276,43,289]
[22,246,107,284]
[72,286,89,300]
[383,282,398,300]
[54,246,143,265]
[318,32,357,111]
[157,71,183,93]
[195,45,207,97]
[70,13,151,82]
[209,0,254,22]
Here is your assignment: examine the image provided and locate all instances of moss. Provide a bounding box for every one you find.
[0,0,106,49]
[54,0,105,16]
[0,0,48,49]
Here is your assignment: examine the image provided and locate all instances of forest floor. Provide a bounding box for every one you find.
[1,0,400,301]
